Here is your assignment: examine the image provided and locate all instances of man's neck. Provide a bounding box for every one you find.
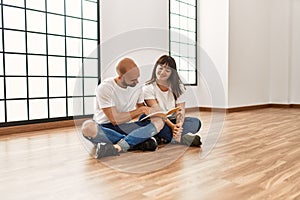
[114,77,127,88]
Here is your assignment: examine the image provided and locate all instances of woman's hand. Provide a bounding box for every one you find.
[172,123,183,142]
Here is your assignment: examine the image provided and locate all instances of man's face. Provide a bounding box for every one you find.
[121,67,140,87]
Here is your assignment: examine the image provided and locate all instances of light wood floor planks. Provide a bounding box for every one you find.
[0,108,300,200]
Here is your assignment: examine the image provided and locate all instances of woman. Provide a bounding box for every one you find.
[143,55,202,146]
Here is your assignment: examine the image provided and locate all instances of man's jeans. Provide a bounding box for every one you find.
[85,120,158,151]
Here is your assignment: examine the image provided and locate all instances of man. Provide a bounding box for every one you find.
[82,58,164,158]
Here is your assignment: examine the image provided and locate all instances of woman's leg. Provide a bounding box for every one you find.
[182,117,201,135]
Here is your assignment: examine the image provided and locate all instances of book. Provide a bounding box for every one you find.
[139,106,181,121]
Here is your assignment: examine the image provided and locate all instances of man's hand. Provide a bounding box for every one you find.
[138,106,151,115]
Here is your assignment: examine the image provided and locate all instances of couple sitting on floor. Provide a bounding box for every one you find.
[82,55,202,159]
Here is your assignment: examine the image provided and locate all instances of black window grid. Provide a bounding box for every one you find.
[0,0,100,127]
[169,0,197,85]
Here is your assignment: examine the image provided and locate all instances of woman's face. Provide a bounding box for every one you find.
[156,64,172,82]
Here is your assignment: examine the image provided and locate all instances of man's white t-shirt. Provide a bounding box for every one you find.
[143,82,185,112]
[93,77,144,124]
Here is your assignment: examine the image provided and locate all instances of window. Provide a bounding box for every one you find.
[170,0,197,85]
[0,0,99,126]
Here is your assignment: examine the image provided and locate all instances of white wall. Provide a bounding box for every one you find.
[197,0,229,108]
[269,0,291,104]
[228,0,270,108]
[100,0,169,83]
[100,0,300,109]
[290,0,300,104]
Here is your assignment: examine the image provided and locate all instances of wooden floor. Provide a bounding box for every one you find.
[1,108,300,200]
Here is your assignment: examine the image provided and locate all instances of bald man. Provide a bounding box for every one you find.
[82,58,164,158]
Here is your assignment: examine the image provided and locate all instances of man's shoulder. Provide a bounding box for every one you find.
[98,78,115,89]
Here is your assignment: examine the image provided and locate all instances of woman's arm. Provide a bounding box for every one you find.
[175,102,185,125]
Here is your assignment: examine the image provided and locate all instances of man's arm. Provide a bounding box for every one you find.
[102,106,149,125]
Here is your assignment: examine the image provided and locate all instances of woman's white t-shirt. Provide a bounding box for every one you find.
[143,82,185,112]
[93,77,144,124]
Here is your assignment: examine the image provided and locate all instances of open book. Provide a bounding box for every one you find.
[139,106,181,121]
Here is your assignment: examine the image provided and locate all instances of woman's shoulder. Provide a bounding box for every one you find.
[143,82,155,89]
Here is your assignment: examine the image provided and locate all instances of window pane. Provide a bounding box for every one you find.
[179,70,189,84]
[0,54,2,75]
[2,0,24,7]
[180,29,188,43]
[170,14,179,28]
[179,57,189,70]
[5,54,26,76]
[83,20,97,39]
[171,1,179,13]
[26,0,45,11]
[3,6,25,30]
[83,1,97,20]
[68,97,83,116]
[180,44,188,57]
[83,39,97,58]
[83,58,98,77]
[48,56,65,76]
[47,0,64,15]
[188,6,196,18]
[47,35,65,56]
[0,101,4,122]
[188,45,196,58]
[28,55,47,76]
[66,17,82,37]
[170,42,179,55]
[65,0,81,18]
[6,77,27,99]
[0,31,2,51]
[0,77,4,99]
[49,78,66,97]
[29,99,48,120]
[84,96,95,115]
[28,77,47,98]
[67,77,82,96]
[180,3,188,17]
[49,98,66,118]
[47,14,65,35]
[170,29,180,42]
[84,78,98,96]
[4,30,26,53]
[66,37,82,57]
[26,10,46,33]
[7,100,27,122]
[27,33,46,54]
[189,71,196,84]
[67,57,82,76]
[180,16,188,30]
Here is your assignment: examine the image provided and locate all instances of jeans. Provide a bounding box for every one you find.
[85,120,158,152]
[157,117,201,143]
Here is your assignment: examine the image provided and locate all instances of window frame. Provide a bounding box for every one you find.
[0,0,100,127]
[169,0,198,86]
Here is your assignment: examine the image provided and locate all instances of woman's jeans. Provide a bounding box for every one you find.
[157,117,201,143]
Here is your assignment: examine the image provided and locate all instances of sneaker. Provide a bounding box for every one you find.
[95,143,120,159]
[133,137,158,151]
[181,133,202,147]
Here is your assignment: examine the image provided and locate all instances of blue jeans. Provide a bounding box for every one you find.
[157,117,201,143]
[85,120,158,152]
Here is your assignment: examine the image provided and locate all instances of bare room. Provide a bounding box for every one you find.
[1,0,299,199]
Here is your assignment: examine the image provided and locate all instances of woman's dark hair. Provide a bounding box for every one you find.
[146,55,184,100]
